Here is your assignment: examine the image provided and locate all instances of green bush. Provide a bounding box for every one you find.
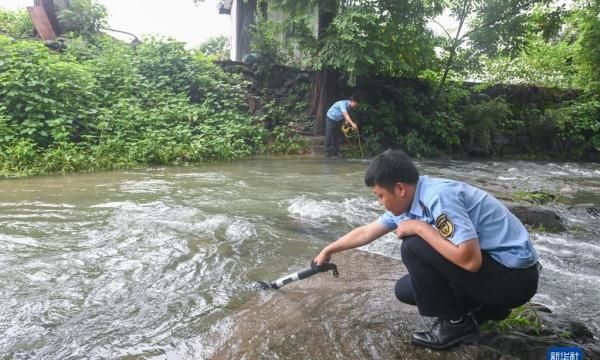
[357,101,399,155]
[0,31,302,178]
[559,98,600,157]
[460,96,512,156]
[0,8,33,38]
[0,138,39,176]
[356,88,463,158]
[267,126,306,155]
[57,0,108,36]
[0,35,100,147]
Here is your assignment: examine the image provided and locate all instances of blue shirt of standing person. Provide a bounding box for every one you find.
[325,94,359,158]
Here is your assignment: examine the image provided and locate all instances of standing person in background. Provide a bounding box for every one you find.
[325,93,360,158]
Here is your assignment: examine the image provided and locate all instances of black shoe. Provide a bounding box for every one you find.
[469,306,511,326]
[411,316,480,350]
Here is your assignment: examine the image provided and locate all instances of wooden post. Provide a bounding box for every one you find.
[27,5,56,40]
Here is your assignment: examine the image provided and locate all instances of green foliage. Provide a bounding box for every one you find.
[318,6,387,85]
[40,142,91,174]
[573,1,600,94]
[0,30,301,178]
[135,37,198,95]
[356,88,464,158]
[478,37,577,88]
[0,35,100,147]
[267,126,307,154]
[250,18,290,65]
[356,101,399,155]
[482,304,543,335]
[2,0,600,173]
[0,7,33,38]
[197,35,231,60]
[58,0,108,35]
[511,189,560,205]
[264,0,437,83]
[468,0,546,58]
[0,104,16,146]
[0,139,39,177]
[558,98,600,156]
[460,96,512,156]
[319,2,436,85]
[397,87,464,157]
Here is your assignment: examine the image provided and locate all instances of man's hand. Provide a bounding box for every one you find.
[342,112,357,130]
[396,220,424,239]
[313,251,331,266]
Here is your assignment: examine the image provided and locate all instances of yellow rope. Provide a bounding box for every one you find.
[342,123,364,159]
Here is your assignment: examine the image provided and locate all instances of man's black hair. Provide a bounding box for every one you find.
[364,149,419,189]
[349,92,361,102]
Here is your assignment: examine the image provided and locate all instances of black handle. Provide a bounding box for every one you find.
[267,260,339,289]
[310,260,339,277]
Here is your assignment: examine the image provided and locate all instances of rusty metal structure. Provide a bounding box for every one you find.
[27,0,62,40]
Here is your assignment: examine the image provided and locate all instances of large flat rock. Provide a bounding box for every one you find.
[204,250,518,359]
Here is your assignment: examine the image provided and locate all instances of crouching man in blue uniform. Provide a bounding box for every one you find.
[314,149,540,350]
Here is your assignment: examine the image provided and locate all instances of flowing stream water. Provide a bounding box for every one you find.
[1,157,599,359]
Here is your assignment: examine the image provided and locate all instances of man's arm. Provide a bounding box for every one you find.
[314,220,392,265]
[397,220,482,272]
[342,112,358,129]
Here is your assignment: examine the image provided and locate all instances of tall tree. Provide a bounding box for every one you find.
[198,35,231,60]
[432,0,549,90]
[266,0,439,134]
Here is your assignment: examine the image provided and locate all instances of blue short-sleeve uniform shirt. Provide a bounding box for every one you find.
[326,100,350,121]
[379,176,538,269]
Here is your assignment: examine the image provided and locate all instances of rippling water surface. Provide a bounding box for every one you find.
[0,158,599,358]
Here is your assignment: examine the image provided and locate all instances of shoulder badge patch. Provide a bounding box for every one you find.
[435,213,454,238]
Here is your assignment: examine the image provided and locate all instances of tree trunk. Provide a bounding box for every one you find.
[311,70,339,136]
[311,0,337,136]
[437,0,471,93]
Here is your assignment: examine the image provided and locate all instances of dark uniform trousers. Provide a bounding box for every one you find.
[396,235,540,320]
[325,117,343,156]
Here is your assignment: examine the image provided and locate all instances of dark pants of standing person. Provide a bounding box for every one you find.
[395,235,539,320]
[325,117,343,157]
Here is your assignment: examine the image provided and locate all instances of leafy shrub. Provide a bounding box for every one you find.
[0,31,301,178]
[135,38,198,95]
[0,8,33,38]
[250,18,289,65]
[0,35,100,147]
[0,139,39,176]
[460,96,512,156]
[559,98,600,157]
[40,142,91,173]
[197,35,231,61]
[267,126,306,154]
[57,0,108,35]
[357,101,399,155]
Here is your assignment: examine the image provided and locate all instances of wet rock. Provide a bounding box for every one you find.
[204,251,597,360]
[587,207,600,218]
[265,67,286,89]
[480,303,600,360]
[506,205,567,232]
